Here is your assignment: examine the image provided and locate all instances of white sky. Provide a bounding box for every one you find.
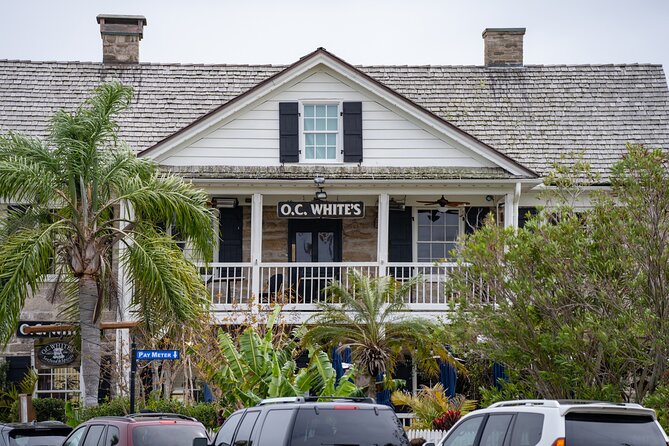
[0,0,668,70]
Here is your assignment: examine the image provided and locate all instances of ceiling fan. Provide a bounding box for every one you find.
[416,195,470,207]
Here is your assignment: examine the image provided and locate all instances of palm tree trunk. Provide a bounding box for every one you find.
[79,274,101,407]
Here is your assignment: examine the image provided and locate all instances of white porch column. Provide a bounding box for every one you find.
[115,200,133,397]
[503,183,521,230]
[250,193,263,312]
[377,193,389,277]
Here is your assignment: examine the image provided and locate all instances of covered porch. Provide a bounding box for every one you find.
[189,180,527,323]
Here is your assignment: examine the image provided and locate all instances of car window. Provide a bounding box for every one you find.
[8,428,73,446]
[82,425,106,446]
[257,410,293,446]
[565,413,666,446]
[443,416,485,446]
[233,411,260,446]
[479,414,513,446]
[131,425,207,446]
[63,426,88,446]
[509,413,544,446]
[215,412,244,446]
[104,426,120,446]
[290,407,409,446]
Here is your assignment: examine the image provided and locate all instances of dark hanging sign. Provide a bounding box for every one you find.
[35,339,79,369]
[17,321,76,338]
[277,201,365,219]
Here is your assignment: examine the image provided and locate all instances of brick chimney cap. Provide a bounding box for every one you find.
[96,14,147,26]
[482,28,526,37]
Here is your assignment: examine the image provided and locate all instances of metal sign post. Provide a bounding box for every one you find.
[129,338,137,414]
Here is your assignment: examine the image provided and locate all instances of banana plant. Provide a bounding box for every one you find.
[213,306,361,408]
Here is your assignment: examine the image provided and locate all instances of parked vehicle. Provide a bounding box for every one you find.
[211,396,409,446]
[0,421,72,446]
[428,399,668,446]
[61,413,208,446]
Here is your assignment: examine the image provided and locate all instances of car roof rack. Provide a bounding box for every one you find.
[126,413,198,422]
[489,400,561,408]
[489,400,644,409]
[258,396,376,406]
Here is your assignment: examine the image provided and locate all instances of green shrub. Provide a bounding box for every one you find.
[66,397,217,430]
[643,385,669,431]
[78,397,130,422]
[185,403,217,430]
[145,399,217,430]
[33,398,66,421]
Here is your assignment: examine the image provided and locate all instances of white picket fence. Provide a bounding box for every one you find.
[406,429,446,444]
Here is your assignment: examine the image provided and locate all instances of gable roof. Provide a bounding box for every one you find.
[0,54,667,179]
[138,48,536,179]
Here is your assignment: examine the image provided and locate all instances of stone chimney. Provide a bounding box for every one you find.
[482,28,525,67]
[96,14,147,64]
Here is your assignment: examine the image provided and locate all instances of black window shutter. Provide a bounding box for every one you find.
[218,207,243,263]
[388,207,413,280]
[279,102,299,163]
[343,102,363,163]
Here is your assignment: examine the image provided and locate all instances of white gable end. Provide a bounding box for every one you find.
[159,69,496,169]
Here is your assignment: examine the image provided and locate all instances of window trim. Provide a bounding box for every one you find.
[299,101,342,164]
[413,207,464,262]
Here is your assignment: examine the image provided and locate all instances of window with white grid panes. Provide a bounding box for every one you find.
[36,367,81,401]
[416,210,460,261]
[303,104,338,161]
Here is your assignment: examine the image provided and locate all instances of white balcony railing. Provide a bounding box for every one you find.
[198,261,486,312]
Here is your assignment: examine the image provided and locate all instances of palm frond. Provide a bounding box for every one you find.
[0,223,63,345]
[122,224,209,334]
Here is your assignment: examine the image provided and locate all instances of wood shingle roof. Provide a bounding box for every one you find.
[1,59,667,178]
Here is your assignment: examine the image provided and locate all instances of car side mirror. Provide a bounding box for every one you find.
[110,435,119,446]
[193,438,208,446]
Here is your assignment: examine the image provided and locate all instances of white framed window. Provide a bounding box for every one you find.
[36,366,81,401]
[301,103,340,162]
[415,209,462,261]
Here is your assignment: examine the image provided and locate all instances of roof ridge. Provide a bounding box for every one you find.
[0,59,662,69]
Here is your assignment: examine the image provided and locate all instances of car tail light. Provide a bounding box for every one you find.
[159,420,177,424]
[333,405,359,410]
[551,438,565,446]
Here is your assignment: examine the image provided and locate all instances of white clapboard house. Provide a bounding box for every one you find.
[1,15,668,401]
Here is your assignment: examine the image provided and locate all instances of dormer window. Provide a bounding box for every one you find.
[302,104,339,162]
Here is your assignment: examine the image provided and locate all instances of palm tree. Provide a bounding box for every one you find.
[0,82,215,406]
[302,270,458,398]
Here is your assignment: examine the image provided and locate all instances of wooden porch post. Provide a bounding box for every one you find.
[377,193,389,277]
[250,193,263,313]
[503,183,521,230]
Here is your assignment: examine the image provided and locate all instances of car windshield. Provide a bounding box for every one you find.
[290,407,409,446]
[132,425,208,446]
[565,413,666,446]
[9,429,72,446]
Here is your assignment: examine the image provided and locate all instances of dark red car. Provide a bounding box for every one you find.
[61,413,208,446]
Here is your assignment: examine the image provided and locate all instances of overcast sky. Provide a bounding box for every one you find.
[1,0,668,71]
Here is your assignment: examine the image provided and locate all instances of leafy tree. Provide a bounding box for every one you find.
[212,307,360,409]
[303,270,457,398]
[0,83,215,406]
[448,145,669,403]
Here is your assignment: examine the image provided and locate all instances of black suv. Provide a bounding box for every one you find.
[62,413,208,446]
[0,421,72,446]
[211,396,409,446]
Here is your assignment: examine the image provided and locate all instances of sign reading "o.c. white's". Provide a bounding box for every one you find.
[278,201,365,219]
